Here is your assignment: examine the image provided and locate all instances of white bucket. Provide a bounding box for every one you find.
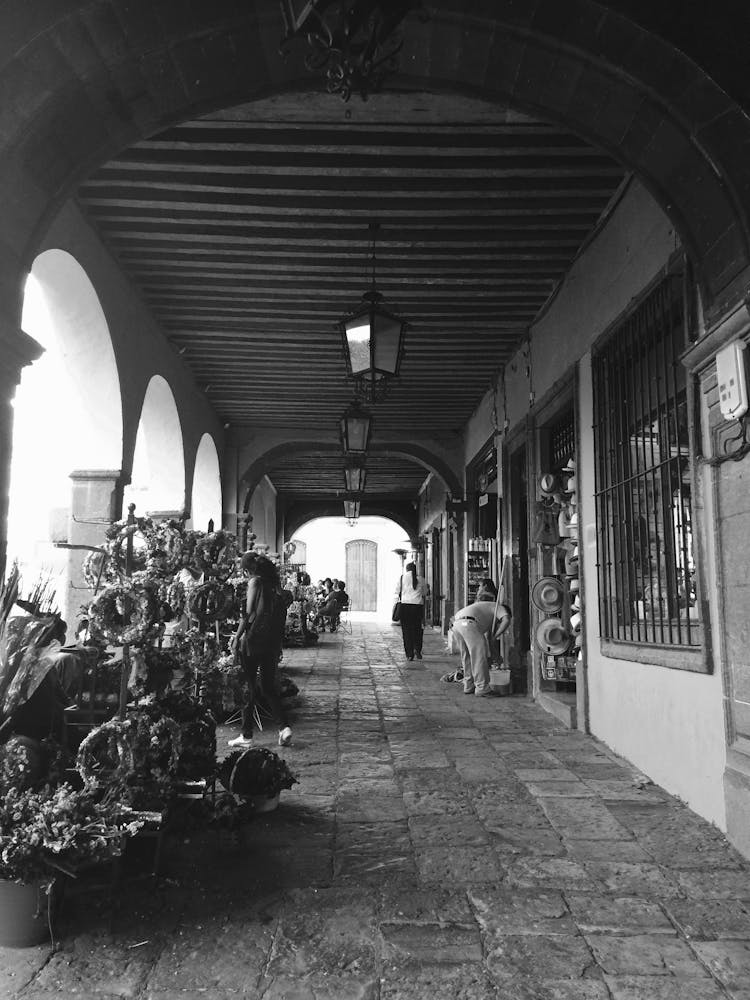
[489,667,511,695]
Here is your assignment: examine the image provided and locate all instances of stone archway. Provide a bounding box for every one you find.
[0,2,748,318]
[191,433,222,532]
[123,375,186,517]
[7,249,123,621]
[240,439,462,508]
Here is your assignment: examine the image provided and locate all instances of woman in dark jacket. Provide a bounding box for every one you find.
[229,555,292,748]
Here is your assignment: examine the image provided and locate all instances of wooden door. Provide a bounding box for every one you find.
[430,527,442,624]
[345,539,377,611]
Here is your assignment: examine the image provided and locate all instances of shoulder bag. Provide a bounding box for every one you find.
[391,577,403,623]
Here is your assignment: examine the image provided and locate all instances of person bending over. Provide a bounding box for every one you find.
[452,596,512,696]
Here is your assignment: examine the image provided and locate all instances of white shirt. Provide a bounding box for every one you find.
[396,571,429,605]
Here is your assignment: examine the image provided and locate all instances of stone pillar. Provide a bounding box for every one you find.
[65,470,123,632]
[0,315,44,577]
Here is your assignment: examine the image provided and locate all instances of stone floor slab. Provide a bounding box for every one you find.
[586,933,710,977]
[468,888,578,936]
[663,898,750,940]
[604,976,728,999]
[5,623,750,1000]
[565,893,675,935]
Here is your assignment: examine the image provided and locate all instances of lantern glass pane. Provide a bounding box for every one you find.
[344,415,369,452]
[372,313,402,374]
[345,317,372,375]
[345,467,365,492]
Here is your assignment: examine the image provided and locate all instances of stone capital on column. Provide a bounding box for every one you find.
[0,314,44,398]
[69,470,124,526]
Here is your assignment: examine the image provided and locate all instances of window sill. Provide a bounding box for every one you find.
[599,638,710,673]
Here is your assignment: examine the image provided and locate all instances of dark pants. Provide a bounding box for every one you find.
[399,603,424,658]
[239,639,288,737]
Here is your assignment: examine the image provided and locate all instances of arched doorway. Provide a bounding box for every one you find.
[346,540,377,612]
[8,250,122,611]
[123,375,185,516]
[191,433,222,532]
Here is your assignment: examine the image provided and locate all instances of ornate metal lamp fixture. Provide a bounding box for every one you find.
[340,223,406,403]
[344,463,367,492]
[279,0,425,102]
[340,403,371,453]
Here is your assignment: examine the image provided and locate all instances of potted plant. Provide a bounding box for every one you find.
[0,738,142,946]
[217,746,297,813]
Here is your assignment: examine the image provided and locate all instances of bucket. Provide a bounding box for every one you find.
[489,668,511,696]
[245,792,280,813]
[0,879,51,947]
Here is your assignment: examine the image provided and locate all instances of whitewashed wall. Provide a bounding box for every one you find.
[462,180,727,827]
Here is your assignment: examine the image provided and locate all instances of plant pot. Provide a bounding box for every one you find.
[489,668,512,696]
[245,792,280,813]
[0,879,52,947]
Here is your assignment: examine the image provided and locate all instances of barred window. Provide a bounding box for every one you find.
[593,275,699,647]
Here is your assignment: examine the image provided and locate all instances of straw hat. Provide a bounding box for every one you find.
[563,456,576,473]
[570,611,582,632]
[569,577,580,593]
[565,475,577,493]
[564,545,579,575]
[535,617,572,656]
[571,594,581,612]
[531,576,564,614]
[539,472,561,496]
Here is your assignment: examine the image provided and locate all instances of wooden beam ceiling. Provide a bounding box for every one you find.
[76,92,626,501]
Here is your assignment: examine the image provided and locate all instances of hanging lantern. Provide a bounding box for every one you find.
[340,223,406,402]
[340,404,371,454]
[344,464,367,493]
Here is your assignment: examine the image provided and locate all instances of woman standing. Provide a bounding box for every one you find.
[395,561,429,661]
[229,554,292,748]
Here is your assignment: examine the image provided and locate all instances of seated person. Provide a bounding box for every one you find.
[317,581,349,630]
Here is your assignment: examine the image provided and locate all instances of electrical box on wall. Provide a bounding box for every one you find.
[716,340,748,421]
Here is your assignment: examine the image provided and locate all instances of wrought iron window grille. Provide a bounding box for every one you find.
[592,274,699,648]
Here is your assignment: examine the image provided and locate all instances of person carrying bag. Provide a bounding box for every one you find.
[392,578,402,622]
[395,561,429,661]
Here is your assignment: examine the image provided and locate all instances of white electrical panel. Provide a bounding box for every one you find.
[716,340,748,421]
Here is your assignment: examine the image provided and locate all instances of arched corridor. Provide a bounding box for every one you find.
[4,622,748,996]
[3,2,750,978]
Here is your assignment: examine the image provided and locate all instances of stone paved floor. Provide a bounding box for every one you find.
[4,622,750,999]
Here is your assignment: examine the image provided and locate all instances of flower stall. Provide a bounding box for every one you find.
[0,512,302,943]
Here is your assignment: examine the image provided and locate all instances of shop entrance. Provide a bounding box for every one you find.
[509,446,530,694]
[428,526,443,626]
[345,539,377,611]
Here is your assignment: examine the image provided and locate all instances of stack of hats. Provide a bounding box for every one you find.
[532,575,572,658]
[560,454,582,660]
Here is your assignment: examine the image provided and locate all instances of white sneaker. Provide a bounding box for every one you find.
[278,727,292,747]
[228,734,253,748]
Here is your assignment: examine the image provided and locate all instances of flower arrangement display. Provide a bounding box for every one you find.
[217,746,297,801]
[0,739,142,885]
[146,519,187,575]
[191,530,238,578]
[153,690,216,780]
[187,580,235,626]
[198,652,242,720]
[154,578,186,623]
[87,581,158,645]
[104,517,154,575]
[76,709,182,809]
[81,549,119,590]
